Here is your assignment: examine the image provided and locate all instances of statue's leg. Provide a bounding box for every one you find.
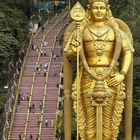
[103,93,116,140]
[103,81,125,140]
[81,94,96,140]
[80,71,96,140]
[111,82,125,139]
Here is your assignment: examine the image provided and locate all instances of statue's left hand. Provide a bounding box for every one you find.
[107,74,125,87]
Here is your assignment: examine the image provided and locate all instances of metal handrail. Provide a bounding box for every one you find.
[53,16,70,140]
[23,10,66,140]
[37,24,56,140]
[7,32,34,140]
[6,10,68,140]
[22,11,66,139]
[22,32,47,140]
[37,11,68,140]
[52,16,70,140]
[53,62,63,140]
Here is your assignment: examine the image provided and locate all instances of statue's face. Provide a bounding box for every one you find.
[90,2,107,22]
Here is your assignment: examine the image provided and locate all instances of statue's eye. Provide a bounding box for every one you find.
[100,6,106,10]
[93,6,98,10]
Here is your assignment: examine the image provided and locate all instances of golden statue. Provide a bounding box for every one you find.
[63,0,134,140]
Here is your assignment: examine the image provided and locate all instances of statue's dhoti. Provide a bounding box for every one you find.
[72,67,126,140]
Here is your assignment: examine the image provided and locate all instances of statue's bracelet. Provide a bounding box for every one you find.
[120,71,127,77]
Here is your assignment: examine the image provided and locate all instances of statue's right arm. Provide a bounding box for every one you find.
[64,30,77,61]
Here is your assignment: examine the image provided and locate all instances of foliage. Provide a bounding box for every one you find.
[0,1,32,87]
[0,0,33,138]
[117,0,140,136]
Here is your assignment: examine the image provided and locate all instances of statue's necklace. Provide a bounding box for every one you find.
[89,27,109,56]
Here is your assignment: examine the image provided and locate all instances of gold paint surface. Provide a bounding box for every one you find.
[63,0,133,139]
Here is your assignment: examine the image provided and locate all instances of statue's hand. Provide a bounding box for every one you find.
[107,74,125,87]
[70,38,82,53]
[71,38,79,47]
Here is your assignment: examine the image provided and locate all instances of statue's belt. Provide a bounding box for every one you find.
[82,66,119,77]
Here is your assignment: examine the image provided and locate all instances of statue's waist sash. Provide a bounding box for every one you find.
[81,67,121,96]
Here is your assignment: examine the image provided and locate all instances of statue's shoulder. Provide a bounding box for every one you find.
[63,20,76,48]
[114,18,133,44]
[82,21,94,41]
[83,25,90,34]
[114,18,134,52]
[64,20,76,37]
[63,18,90,44]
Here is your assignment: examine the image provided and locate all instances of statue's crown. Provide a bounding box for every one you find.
[89,0,109,5]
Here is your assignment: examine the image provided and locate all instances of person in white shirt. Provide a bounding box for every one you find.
[51,118,54,127]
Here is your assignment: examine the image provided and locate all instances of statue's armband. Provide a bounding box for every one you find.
[121,31,132,55]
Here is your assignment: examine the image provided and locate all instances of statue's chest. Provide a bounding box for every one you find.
[83,26,115,56]
[83,26,115,42]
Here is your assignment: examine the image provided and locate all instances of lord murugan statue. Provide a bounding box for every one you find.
[63,0,134,140]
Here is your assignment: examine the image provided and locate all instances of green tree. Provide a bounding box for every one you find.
[0,0,33,138]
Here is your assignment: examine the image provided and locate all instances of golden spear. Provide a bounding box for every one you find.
[70,2,85,140]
